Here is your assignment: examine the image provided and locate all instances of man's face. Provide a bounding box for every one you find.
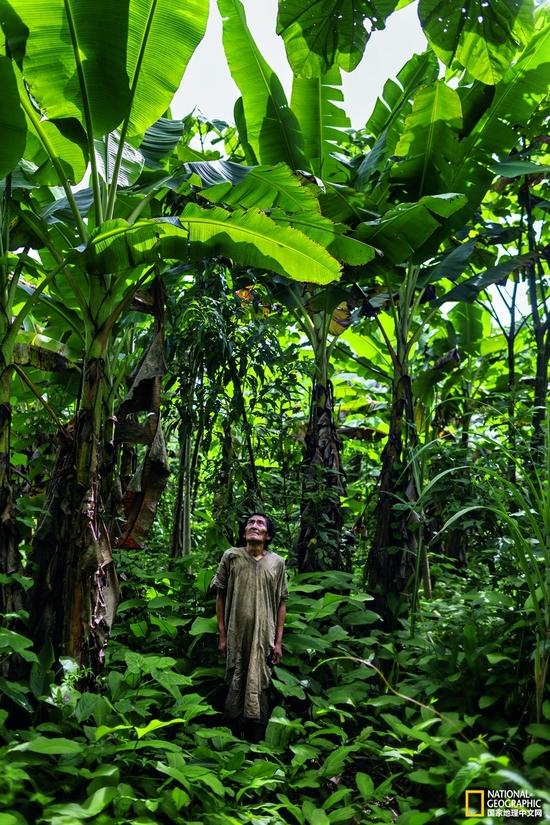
[244,515,269,545]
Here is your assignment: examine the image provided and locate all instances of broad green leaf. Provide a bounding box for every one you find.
[196,161,322,213]
[447,18,550,219]
[0,815,22,825]
[84,207,340,284]
[11,60,88,184]
[124,650,177,672]
[156,762,226,796]
[448,303,486,355]
[0,0,29,66]
[291,66,351,181]
[11,736,84,754]
[523,743,549,764]
[356,772,374,800]
[525,723,550,741]
[233,95,257,165]
[140,116,185,165]
[135,718,186,738]
[436,253,533,303]
[25,118,88,185]
[218,0,306,170]
[320,744,357,777]
[365,52,438,139]
[186,158,249,188]
[391,81,462,196]
[302,799,330,825]
[95,131,144,186]
[0,626,35,654]
[180,203,341,284]
[493,158,550,177]
[152,669,193,699]
[271,209,376,265]
[417,238,477,288]
[291,743,320,766]
[15,0,132,136]
[189,616,218,636]
[419,0,535,84]
[357,51,439,188]
[355,193,467,263]
[277,0,404,77]
[0,55,26,177]
[125,0,209,142]
[0,677,33,712]
[95,724,133,740]
[41,188,93,226]
[479,694,498,707]
[43,787,117,819]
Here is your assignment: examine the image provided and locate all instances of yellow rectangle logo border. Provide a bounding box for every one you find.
[465,789,485,817]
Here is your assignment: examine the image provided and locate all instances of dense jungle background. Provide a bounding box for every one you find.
[0,0,549,823]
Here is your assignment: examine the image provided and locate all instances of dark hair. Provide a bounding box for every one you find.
[238,512,276,547]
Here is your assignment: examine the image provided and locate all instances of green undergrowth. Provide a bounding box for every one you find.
[1,554,548,824]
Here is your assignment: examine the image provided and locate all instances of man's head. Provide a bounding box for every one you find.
[241,512,276,548]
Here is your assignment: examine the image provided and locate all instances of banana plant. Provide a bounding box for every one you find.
[218,0,384,569]
[341,5,547,620]
[0,0,345,668]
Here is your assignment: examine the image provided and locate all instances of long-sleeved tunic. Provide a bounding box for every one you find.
[212,546,288,721]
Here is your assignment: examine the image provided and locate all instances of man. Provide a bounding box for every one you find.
[212,513,288,739]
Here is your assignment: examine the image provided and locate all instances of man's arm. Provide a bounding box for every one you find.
[216,590,227,655]
[272,600,286,664]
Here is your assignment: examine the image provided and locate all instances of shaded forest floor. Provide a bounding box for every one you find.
[2,548,549,824]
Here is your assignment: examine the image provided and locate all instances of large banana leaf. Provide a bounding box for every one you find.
[290,67,351,182]
[9,64,88,185]
[140,118,185,165]
[233,97,257,166]
[94,132,144,187]
[84,209,341,285]
[0,0,29,67]
[418,0,534,84]
[218,0,306,170]
[390,81,462,197]
[355,51,438,189]
[270,209,377,266]
[181,204,340,284]
[42,189,93,225]
[26,119,88,185]
[447,17,549,218]
[319,182,373,223]
[193,161,321,213]
[125,0,209,143]
[354,193,467,264]
[417,238,477,288]
[12,0,132,136]
[448,303,487,356]
[0,55,26,177]
[435,253,534,304]
[277,0,406,77]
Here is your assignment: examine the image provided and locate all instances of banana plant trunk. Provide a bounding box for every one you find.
[30,344,118,671]
[366,366,415,624]
[295,335,345,572]
[0,362,23,624]
[366,272,429,627]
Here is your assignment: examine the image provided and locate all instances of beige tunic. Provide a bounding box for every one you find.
[212,546,288,721]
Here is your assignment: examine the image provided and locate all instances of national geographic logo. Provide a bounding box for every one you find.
[465,790,485,817]
[465,789,543,818]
